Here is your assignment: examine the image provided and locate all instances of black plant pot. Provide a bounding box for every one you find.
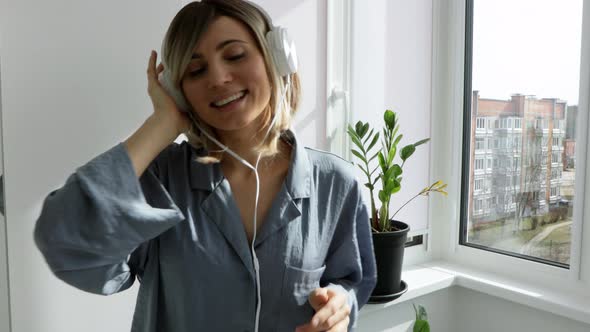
[369,220,409,303]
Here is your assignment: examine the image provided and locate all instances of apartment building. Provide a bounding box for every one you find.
[469,91,567,224]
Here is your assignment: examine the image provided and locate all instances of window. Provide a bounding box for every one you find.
[474,199,483,211]
[460,0,583,268]
[513,137,521,150]
[475,137,485,150]
[474,158,484,171]
[476,117,486,129]
[475,178,484,191]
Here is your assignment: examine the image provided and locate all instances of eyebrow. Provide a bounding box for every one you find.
[190,39,246,59]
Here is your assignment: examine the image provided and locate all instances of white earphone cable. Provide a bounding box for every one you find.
[187,75,291,332]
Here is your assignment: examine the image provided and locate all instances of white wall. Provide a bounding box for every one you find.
[0,52,9,332]
[0,0,326,331]
[357,287,590,332]
[453,287,590,332]
[350,0,433,232]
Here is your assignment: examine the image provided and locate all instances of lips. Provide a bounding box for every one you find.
[210,90,248,108]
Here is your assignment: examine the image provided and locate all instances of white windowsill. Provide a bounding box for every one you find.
[359,260,590,326]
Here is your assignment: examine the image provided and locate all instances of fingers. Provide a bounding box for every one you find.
[294,323,313,332]
[308,288,330,311]
[147,50,156,78]
[310,290,349,330]
[325,316,350,332]
[296,305,350,332]
[319,305,350,331]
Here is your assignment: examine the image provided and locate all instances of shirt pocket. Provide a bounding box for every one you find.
[278,264,326,329]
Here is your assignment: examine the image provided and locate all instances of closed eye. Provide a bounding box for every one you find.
[187,53,245,77]
[189,68,206,77]
[227,53,245,61]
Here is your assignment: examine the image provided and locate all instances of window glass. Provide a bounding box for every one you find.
[462,0,583,267]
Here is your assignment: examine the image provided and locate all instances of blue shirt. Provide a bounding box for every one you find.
[34,130,377,331]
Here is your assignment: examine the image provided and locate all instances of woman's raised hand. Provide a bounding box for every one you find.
[146,50,191,136]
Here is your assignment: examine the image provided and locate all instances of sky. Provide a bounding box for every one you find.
[472,0,584,105]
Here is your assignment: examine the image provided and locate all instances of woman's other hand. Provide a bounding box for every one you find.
[147,50,190,136]
[295,287,351,332]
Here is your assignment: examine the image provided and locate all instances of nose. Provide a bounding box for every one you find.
[207,62,233,89]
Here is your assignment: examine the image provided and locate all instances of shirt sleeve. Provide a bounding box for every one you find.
[322,181,377,331]
[33,142,185,295]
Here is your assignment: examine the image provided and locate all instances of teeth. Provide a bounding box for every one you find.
[213,91,245,107]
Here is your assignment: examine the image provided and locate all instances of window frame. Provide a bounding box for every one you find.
[430,0,590,295]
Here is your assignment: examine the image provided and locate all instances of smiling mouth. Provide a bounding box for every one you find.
[211,90,247,108]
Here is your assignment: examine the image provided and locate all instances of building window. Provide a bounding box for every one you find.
[475,158,484,171]
[474,199,483,211]
[475,178,484,191]
[475,137,485,150]
[476,117,486,129]
[461,0,582,268]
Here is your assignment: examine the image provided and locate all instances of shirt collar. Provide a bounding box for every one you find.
[189,129,311,199]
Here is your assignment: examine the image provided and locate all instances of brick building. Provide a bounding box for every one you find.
[469,91,566,224]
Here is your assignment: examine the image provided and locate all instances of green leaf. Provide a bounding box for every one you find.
[384,166,394,181]
[378,190,387,203]
[387,144,396,166]
[384,178,396,195]
[350,134,365,153]
[346,126,355,138]
[377,152,386,171]
[362,128,374,145]
[367,132,380,152]
[360,122,369,138]
[372,176,380,186]
[391,180,401,194]
[354,121,364,136]
[392,122,400,137]
[401,144,416,161]
[394,133,403,147]
[368,151,380,162]
[392,164,403,177]
[384,110,396,130]
[413,320,430,332]
[351,149,367,164]
[414,138,431,147]
[369,165,379,177]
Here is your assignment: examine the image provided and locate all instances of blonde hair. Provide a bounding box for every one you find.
[161,0,301,162]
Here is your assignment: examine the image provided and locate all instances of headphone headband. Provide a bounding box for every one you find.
[242,0,298,76]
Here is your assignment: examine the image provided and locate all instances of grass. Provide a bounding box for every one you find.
[468,218,572,265]
[468,217,543,247]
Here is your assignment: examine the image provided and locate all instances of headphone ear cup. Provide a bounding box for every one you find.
[266,27,298,77]
[158,68,191,112]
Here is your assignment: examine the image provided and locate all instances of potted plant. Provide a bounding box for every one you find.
[347,109,447,303]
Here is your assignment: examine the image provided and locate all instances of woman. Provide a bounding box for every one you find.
[33,1,376,331]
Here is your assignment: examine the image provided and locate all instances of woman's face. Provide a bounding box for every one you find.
[181,16,272,133]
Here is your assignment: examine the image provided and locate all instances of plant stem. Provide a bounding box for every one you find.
[391,192,421,219]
